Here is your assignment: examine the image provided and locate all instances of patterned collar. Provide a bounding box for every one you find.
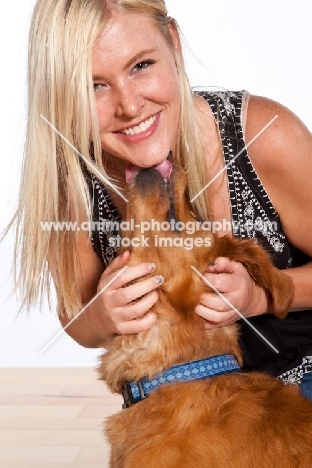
[122,354,240,409]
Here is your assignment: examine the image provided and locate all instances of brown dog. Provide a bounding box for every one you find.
[99,159,312,467]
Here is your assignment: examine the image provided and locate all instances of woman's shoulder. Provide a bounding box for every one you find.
[246,95,312,255]
[246,94,311,143]
[245,94,312,180]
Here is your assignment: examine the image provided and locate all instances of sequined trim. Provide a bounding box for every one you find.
[215,91,238,116]
[277,356,312,386]
[89,173,120,267]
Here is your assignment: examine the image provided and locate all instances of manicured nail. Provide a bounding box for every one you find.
[148,263,156,272]
[155,276,164,285]
[210,262,217,268]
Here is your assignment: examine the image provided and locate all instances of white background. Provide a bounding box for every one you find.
[0,0,311,367]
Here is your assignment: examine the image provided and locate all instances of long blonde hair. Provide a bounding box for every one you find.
[13,0,212,317]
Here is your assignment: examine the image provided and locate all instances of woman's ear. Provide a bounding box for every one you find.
[167,18,182,54]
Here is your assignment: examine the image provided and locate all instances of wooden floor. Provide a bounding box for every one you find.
[0,368,123,467]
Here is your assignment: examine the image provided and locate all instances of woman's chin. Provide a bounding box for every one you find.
[127,149,173,169]
[102,141,174,173]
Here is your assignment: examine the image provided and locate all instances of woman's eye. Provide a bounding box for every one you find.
[133,60,155,72]
[93,83,106,92]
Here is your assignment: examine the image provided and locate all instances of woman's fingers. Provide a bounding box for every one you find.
[115,310,158,335]
[99,256,158,293]
[198,291,231,312]
[113,274,163,308]
[206,257,237,274]
[195,303,237,328]
[114,291,159,334]
[102,279,160,335]
[92,252,164,336]
[195,257,267,328]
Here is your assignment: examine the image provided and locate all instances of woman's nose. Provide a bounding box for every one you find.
[115,82,144,118]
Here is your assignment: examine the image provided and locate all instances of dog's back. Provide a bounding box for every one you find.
[106,374,312,467]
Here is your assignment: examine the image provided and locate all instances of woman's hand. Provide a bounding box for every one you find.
[195,257,269,329]
[89,250,163,338]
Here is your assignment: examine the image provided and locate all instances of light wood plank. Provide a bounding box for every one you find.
[0,464,105,468]
[0,447,81,464]
[0,368,120,466]
[0,405,84,419]
[0,385,64,396]
[74,446,111,463]
[0,395,117,407]
[0,430,103,447]
[76,405,121,419]
[0,417,103,431]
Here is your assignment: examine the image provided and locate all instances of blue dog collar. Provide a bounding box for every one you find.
[122,354,240,409]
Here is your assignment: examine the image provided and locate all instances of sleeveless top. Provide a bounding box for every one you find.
[86,90,312,380]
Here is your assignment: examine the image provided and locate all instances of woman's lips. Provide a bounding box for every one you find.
[121,114,157,136]
[115,112,160,143]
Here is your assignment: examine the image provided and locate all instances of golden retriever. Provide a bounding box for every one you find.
[99,159,312,467]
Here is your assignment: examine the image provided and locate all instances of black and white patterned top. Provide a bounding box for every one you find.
[197,90,289,268]
[85,90,312,380]
[87,174,121,269]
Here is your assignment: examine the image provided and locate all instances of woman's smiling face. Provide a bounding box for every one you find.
[92,9,181,169]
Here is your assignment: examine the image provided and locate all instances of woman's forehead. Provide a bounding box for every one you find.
[94,10,159,48]
[92,11,168,71]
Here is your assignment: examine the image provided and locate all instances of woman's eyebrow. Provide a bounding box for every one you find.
[124,48,157,70]
[92,48,157,81]
[123,49,156,69]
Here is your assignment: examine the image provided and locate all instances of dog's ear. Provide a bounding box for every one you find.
[214,237,294,318]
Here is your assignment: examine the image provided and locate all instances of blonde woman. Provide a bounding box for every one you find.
[13,0,312,398]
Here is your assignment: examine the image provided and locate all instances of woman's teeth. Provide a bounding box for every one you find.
[121,115,157,136]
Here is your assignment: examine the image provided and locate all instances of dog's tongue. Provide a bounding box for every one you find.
[154,160,173,181]
[126,160,172,183]
[125,163,140,184]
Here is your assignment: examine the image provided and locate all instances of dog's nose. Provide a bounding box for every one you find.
[126,160,172,184]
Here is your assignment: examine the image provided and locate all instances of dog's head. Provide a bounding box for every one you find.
[125,157,188,224]
[123,157,214,321]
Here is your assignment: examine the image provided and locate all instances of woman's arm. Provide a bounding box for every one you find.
[196,95,312,327]
[247,95,312,310]
[57,187,161,348]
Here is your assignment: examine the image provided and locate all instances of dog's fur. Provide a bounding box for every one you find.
[99,160,312,467]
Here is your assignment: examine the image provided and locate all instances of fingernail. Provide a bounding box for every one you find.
[210,262,217,268]
[155,275,164,285]
[148,263,156,272]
